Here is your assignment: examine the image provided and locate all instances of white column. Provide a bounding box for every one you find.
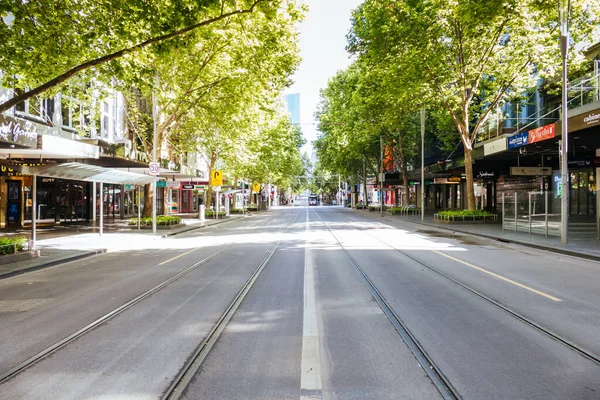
[99,182,104,236]
[32,175,37,250]
[92,181,97,222]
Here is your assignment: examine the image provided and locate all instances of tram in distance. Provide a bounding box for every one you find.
[308,194,319,206]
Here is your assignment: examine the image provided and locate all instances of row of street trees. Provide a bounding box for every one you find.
[1,0,307,213]
[316,0,600,210]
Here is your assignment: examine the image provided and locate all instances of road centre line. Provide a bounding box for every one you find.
[432,250,562,302]
[300,209,322,400]
[159,248,200,266]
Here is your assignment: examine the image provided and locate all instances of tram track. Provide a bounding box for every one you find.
[318,208,600,369]
[312,209,461,400]
[0,210,288,386]
[162,209,304,399]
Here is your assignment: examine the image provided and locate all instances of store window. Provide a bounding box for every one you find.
[14,88,55,124]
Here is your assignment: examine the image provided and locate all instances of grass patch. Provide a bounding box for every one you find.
[128,216,182,226]
[0,236,27,255]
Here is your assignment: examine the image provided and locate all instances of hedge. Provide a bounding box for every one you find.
[230,208,245,214]
[436,210,495,217]
[206,211,226,217]
[0,236,27,255]
[128,216,182,226]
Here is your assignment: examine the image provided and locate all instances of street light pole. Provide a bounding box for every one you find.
[559,0,571,244]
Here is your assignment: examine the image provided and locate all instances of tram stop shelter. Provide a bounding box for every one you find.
[22,162,159,249]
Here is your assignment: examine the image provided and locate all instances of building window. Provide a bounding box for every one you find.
[14,88,55,124]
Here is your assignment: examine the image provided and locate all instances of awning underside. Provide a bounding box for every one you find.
[24,162,158,185]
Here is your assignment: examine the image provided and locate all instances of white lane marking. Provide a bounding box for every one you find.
[301,209,322,400]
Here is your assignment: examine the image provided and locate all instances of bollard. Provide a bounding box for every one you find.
[199,205,206,222]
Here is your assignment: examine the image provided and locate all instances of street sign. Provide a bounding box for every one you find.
[211,170,223,186]
[149,162,160,176]
[213,186,221,191]
[252,183,260,192]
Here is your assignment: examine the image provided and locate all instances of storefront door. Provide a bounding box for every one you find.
[6,180,21,227]
[570,169,596,219]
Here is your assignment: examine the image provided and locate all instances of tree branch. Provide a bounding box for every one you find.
[0,0,265,114]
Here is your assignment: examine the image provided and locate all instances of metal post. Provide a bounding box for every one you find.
[528,192,532,234]
[92,181,97,222]
[152,75,159,234]
[515,192,518,232]
[99,182,104,236]
[502,192,505,231]
[152,181,157,234]
[380,135,384,216]
[545,190,549,237]
[216,190,219,220]
[32,175,37,250]
[137,185,141,231]
[559,0,570,244]
[242,178,245,215]
[421,107,426,221]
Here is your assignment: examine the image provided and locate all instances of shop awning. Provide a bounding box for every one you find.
[22,162,158,185]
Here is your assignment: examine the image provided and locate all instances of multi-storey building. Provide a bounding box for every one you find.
[0,81,209,230]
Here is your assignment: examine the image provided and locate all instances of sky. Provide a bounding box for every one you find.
[286,0,363,156]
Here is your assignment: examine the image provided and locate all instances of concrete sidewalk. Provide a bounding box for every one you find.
[351,209,600,261]
[0,214,246,280]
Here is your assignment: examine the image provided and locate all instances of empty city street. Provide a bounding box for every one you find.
[1,207,599,399]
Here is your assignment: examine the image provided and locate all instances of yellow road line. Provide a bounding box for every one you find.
[159,248,200,266]
[432,250,562,302]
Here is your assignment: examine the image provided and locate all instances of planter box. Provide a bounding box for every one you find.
[433,219,500,225]
[133,223,187,230]
[433,213,498,224]
[0,250,40,265]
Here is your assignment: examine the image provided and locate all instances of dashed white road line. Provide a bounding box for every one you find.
[300,209,322,400]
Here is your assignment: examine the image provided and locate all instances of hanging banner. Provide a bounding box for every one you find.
[528,124,555,144]
[508,131,529,149]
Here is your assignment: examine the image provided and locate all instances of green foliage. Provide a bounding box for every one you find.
[348,0,600,210]
[128,216,182,226]
[205,211,226,218]
[436,210,495,217]
[0,236,27,255]
[368,206,380,212]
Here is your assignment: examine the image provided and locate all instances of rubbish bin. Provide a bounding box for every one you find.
[199,205,206,222]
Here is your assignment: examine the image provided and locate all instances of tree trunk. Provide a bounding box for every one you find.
[464,142,476,211]
[398,147,410,205]
[142,184,153,217]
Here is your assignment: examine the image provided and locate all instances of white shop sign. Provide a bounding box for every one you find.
[483,138,507,156]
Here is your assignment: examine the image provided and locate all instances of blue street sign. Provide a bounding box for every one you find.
[508,131,529,149]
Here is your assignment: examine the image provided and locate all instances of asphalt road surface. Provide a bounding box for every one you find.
[1,206,599,399]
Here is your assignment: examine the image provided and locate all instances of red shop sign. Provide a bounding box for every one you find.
[528,124,555,144]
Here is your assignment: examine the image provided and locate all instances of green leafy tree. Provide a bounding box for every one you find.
[349,0,600,210]
[0,0,299,114]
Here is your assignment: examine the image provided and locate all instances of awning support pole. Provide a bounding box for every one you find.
[32,175,37,250]
[92,181,97,222]
[138,185,141,231]
[99,182,104,236]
